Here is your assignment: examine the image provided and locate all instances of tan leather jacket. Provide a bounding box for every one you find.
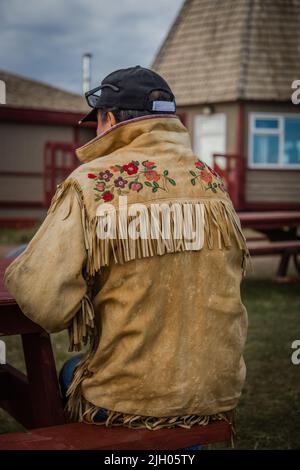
[5,115,248,430]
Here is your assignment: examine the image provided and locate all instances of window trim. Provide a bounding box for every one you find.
[248,112,300,169]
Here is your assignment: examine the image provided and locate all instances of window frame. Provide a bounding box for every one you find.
[248,112,300,169]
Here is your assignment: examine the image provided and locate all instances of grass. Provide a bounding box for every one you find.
[0,278,300,449]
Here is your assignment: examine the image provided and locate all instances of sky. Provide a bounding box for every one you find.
[0,0,183,94]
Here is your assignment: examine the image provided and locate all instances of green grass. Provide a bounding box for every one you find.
[0,227,40,245]
[0,279,300,449]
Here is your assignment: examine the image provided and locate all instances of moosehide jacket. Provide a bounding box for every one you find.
[5,114,249,430]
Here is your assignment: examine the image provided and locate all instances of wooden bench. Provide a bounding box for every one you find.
[0,420,232,450]
[248,240,300,280]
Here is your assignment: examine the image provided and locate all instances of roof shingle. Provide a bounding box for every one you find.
[152,0,300,105]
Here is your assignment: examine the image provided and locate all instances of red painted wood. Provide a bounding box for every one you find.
[43,141,79,206]
[0,201,44,209]
[0,106,84,126]
[0,171,43,178]
[0,218,39,229]
[0,258,65,428]
[0,420,232,450]
[21,333,66,428]
[248,240,300,256]
[239,211,300,230]
[243,202,300,211]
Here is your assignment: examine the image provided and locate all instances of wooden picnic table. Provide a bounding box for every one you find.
[0,258,65,429]
[239,210,300,233]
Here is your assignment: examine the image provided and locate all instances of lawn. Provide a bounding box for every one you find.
[0,277,300,449]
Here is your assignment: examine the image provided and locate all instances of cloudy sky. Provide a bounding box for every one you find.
[0,0,183,94]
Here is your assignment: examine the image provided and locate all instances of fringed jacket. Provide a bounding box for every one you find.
[4,114,248,430]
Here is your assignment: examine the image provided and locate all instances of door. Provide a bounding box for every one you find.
[193,114,226,167]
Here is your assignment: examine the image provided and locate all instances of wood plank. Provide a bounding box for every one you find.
[0,420,232,450]
[21,333,66,428]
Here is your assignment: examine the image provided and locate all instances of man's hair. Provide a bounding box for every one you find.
[99,89,174,124]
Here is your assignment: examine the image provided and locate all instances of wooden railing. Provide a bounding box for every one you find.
[43,142,80,207]
[212,153,245,209]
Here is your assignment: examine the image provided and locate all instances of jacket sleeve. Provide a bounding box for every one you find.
[4,184,88,335]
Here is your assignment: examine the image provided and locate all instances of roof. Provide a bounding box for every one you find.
[152,0,300,105]
[0,70,89,113]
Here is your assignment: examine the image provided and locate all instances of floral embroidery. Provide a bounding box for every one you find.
[190,159,227,194]
[88,160,176,202]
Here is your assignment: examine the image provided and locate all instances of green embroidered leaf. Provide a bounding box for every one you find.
[191,178,196,185]
[120,168,124,173]
[134,161,139,166]
[190,170,197,177]
[144,181,152,187]
[207,182,212,188]
[153,181,159,188]
[168,178,176,185]
[212,188,217,193]
[152,187,158,192]
[163,170,169,176]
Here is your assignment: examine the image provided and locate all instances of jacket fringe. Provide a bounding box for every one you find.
[68,390,234,431]
[49,179,248,427]
[48,179,250,279]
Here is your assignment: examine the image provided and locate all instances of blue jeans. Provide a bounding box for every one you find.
[59,355,201,450]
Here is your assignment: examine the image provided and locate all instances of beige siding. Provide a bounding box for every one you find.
[0,122,74,205]
[246,170,300,203]
[0,123,73,172]
[0,176,43,202]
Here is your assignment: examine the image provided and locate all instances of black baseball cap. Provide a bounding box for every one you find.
[79,65,176,124]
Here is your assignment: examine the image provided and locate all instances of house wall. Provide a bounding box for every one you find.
[0,121,94,226]
[243,102,300,207]
[177,103,239,156]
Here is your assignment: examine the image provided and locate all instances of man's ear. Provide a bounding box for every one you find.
[108,112,117,127]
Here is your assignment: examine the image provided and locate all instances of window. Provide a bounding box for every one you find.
[249,113,300,168]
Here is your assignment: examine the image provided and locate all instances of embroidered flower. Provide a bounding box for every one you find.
[145,170,160,181]
[96,182,106,191]
[114,176,128,188]
[103,191,114,202]
[129,182,143,192]
[207,165,220,178]
[199,171,212,183]
[99,170,113,181]
[123,162,139,175]
[142,160,156,169]
[88,159,176,201]
[189,159,227,194]
[110,165,119,172]
[195,161,205,170]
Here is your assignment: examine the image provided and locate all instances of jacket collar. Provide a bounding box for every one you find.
[76,114,191,163]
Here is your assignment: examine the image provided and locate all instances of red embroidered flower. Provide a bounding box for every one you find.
[200,171,212,183]
[142,160,155,168]
[123,162,139,175]
[145,170,160,181]
[195,161,205,170]
[102,191,114,202]
[88,173,97,179]
[207,165,219,178]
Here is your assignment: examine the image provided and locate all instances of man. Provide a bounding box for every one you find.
[5,66,248,430]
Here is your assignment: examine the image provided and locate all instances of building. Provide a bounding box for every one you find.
[152,0,300,210]
[0,70,94,227]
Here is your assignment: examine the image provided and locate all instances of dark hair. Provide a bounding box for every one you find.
[99,89,174,124]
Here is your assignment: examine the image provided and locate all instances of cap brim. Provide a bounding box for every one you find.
[79,108,98,124]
